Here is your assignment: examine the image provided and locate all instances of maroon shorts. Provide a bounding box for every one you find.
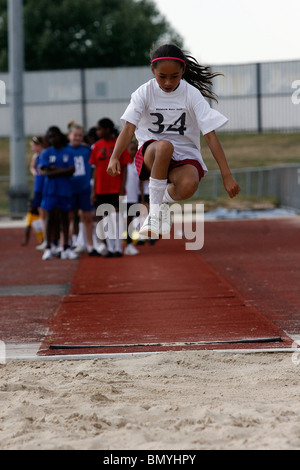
[135,139,205,181]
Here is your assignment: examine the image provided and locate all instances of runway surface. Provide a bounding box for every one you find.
[1,216,299,358]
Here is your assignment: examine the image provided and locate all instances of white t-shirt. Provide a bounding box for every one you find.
[121,79,228,175]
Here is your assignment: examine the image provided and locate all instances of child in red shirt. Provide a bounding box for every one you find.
[90,118,132,256]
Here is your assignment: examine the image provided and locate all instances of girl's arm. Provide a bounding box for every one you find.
[30,154,38,176]
[107,122,136,176]
[120,165,128,196]
[204,131,241,198]
[42,165,75,178]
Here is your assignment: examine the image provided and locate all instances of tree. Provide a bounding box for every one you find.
[0,0,183,70]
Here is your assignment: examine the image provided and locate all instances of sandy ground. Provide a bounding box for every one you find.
[1,350,300,450]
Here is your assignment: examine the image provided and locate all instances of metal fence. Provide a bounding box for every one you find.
[194,164,300,211]
[0,59,299,136]
[211,61,300,132]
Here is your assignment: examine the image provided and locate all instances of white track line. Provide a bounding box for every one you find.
[3,341,300,361]
[5,334,300,361]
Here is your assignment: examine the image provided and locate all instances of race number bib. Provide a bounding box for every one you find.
[74,155,86,176]
[148,112,186,136]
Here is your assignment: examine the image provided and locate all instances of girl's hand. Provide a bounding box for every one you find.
[223,173,241,198]
[107,157,121,177]
[204,131,241,199]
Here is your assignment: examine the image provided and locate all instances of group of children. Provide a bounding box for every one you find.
[23,119,151,259]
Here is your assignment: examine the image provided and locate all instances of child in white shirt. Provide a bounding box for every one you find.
[107,44,240,238]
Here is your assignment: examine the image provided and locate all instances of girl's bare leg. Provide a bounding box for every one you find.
[139,140,174,237]
[167,164,200,201]
[143,140,174,178]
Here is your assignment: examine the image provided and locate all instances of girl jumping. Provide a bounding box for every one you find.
[107,44,240,238]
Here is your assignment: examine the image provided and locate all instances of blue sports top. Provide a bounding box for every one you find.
[33,153,45,193]
[40,146,75,198]
[68,144,92,194]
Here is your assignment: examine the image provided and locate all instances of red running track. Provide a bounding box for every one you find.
[201,217,300,336]
[0,218,298,356]
[0,228,78,343]
[39,217,299,355]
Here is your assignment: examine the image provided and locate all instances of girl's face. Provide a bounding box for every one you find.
[30,141,42,152]
[96,126,111,140]
[151,60,185,93]
[69,128,83,147]
[47,131,61,148]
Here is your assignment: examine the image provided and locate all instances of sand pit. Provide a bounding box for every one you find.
[1,350,300,450]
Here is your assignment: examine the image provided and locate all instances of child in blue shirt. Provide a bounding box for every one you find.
[40,126,77,260]
[68,121,99,256]
[30,136,45,210]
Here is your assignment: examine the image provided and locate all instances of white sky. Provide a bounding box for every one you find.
[154,0,300,65]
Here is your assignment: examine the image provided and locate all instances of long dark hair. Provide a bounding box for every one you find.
[150,44,221,102]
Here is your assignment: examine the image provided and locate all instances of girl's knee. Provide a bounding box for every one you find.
[178,178,199,199]
[144,140,174,171]
[156,140,174,157]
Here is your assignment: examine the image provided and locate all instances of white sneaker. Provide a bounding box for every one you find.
[36,240,47,251]
[139,214,160,239]
[124,244,139,256]
[42,248,52,260]
[96,242,109,256]
[74,245,87,254]
[51,244,62,257]
[61,248,79,260]
[160,203,172,236]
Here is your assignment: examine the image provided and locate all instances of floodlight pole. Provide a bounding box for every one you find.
[8,0,29,217]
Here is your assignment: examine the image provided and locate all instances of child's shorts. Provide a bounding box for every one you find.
[94,193,120,210]
[32,190,43,209]
[71,187,93,212]
[41,195,73,212]
[135,139,205,181]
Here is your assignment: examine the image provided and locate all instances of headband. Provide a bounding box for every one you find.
[151,56,185,65]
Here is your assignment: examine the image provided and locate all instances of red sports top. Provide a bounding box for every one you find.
[89,138,132,194]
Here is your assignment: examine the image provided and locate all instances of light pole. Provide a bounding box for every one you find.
[7,0,29,217]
